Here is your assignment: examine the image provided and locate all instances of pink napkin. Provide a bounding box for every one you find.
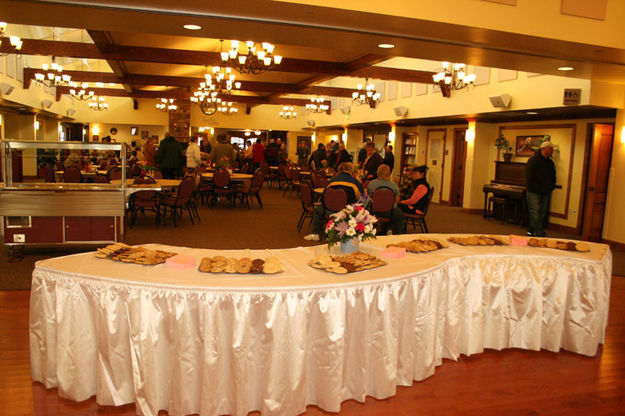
[166,254,196,270]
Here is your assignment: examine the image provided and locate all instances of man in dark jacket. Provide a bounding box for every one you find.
[308,143,328,170]
[383,144,395,173]
[361,141,383,184]
[156,133,183,179]
[525,141,556,237]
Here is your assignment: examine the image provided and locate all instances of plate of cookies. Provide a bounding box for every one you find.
[309,251,387,274]
[527,238,590,252]
[386,238,448,253]
[198,255,284,274]
[447,235,507,246]
[95,243,178,265]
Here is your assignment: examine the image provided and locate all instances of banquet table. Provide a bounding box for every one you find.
[29,235,612,416]
[54,169,108,181]
[201,172,253,181]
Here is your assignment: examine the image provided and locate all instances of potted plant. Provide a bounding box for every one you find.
[325,204,378,253]
[495,134,513,162]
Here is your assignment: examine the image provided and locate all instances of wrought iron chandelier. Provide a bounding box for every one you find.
[156,98,178,112]
[220,39,282,74]
[68,82,95,101]
[34,56,71,87]
[432,62,476,98]
[352,79,380,106]
[88,96,108,111]
[306,97,329,113]
[0,22,23,56]
[190,65,240,115]
[279,106,297,120]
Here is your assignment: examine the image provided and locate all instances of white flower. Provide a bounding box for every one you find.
[346,228,356,237]
[348,218,357,227]
[365,224,372,233]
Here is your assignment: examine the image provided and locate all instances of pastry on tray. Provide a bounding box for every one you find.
[386,238,447,253]
[527,238,590,252]
[447,235,507,246]
[198,255,283,274]
[95,243,177,265]
[309,251,387,274]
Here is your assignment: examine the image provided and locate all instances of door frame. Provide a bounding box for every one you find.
[449,127,467,207]
[425,128,447,203]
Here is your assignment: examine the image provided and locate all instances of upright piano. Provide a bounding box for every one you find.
[482,161,526,223]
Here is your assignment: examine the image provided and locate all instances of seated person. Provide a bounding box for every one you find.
[398,165,430,215]
[304,162,364,241]
[360,141,383,184]
[367,164,405,235]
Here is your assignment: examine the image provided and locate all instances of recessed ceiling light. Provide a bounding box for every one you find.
[527,111,538,115]
[558,66,574,71]
[378,43,395,49]
[183,24,202,30]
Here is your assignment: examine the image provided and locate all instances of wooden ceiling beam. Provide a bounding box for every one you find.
[87,30,134,93]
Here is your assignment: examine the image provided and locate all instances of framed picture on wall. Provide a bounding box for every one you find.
[92,135,99,142]
[515,135,543,157]
[141,130,149,139]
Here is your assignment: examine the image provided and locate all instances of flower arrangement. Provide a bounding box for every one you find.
[325,204,378,248]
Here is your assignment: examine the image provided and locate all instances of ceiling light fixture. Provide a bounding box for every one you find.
[34,56,71,87]
[0,22,23,56]
[526,111,538,115]
[88,96,108,111]
[156,98,178,112]
[220,39,282,74]
[557,66,574,71]
[68,81,95,101]
[279,106,297,120]
[306,96,329,113]
[352,79,381,107]
[183,24,202,30]
[432,62,476,98]
[377,43,395,49]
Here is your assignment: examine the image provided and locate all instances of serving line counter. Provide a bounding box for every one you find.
[29,235,612,416]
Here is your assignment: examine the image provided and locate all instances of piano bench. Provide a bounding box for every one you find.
[488,196,508,223]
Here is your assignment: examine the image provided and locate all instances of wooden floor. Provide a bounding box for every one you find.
[1,276,624,416]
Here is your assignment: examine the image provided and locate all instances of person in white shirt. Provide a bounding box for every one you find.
[186,140,203,169]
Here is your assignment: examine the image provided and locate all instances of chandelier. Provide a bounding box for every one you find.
[279,106,297,120]
[205,65,241,94]
[190,93,237,116]
[0,22,23,56]
[352,79,380,106]
[156,98,178,112]
[432,62,476,98]
[69,82,95,101]
[34,56,71,87]
[306,97,329,113]
[88,96,108,111]
[220,39,282,74]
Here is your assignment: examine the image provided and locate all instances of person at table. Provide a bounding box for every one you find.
[357,138,370,167]
[367,164,405,235]
[526,140,556,237]
[144,136,158,169]
[265,138,280,166]
[304,162,364,241]
[333,141,352,169]
[383,144,395,173]
[252,138,265,171]
[297,140,310,167]
[211,134,236,168]
[186,139,203,171]
[308,143,328,170]
[156,133,184,179]
[398,165,430,215]
[361,141,383,184]
[63,150,82,168]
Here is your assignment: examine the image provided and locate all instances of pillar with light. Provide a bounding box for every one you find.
[465,120,476,144]
[621,126,625,144]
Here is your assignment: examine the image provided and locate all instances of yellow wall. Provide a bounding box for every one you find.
[603,108,625,243]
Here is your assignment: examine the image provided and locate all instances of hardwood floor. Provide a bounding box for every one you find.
[1,276,624,416]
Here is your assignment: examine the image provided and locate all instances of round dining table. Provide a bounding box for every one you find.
[29,235,611,416]
[201,172,253,181]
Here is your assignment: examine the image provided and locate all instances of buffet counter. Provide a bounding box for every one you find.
[29,235,612,416]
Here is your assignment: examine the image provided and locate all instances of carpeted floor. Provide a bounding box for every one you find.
[1,186,623,290]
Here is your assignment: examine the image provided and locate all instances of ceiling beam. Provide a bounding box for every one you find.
[87,30,134,93]
[4,37,437,82]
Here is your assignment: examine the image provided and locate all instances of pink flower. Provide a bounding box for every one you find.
[325,220,334,230]
[355,223,365,233]
[355,206,364,211]
[336,221,349,236]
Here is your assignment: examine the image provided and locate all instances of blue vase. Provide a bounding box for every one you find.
[340,238,360,253]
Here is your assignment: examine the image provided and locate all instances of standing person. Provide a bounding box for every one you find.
[211,134,236,168]
[361,141,383,184]
[525,141,556,237]
[357,138,370,167]
[297,140,310,167]
[144,137,157,169]
[383,144,395,173]
[186,139,203,170]
[334,142,352,168]
[265,139,280,166]
[156,133,184,179]
[308,143,327,170]
[398,165,430,215]
[368,164,405,235]
[200,138,212,156]
[252,138,266,171]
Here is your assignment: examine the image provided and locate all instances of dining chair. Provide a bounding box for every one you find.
[129,176,160,227]
[297,182,315,231]
[160,175,197,226]
[107,166,122,181]
[323,187,348,212]
[211,169,235,207]
[404,186,435,233]
[93,173,110,183]
[237,170,265,208]
[63,165,82,183]
[370,188,396,233]
[38,165,55,183]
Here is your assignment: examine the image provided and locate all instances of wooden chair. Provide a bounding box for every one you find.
[38,165,55,183]
[107,166,122,181]
[160,175,197,226]
[129,176,160,226]
[297,182,315,231]
[370,188,396,233]
[210,169,235,207]
[93,173,110,183]
[237,170,265,208]
[63,165,82,183]
[404,186,435,233]
[323,187,348,212]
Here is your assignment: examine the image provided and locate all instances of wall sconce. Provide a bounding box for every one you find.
[389,124,396,145]
[311,132,316,143]
[621,126,625,144]
[342,131,347,142]
[465,120,476,143]
[92,125,100,135]
[34,120,40,130]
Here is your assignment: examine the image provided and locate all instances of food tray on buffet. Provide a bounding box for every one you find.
[386,238,448,253]
[309,251,387,274]
[95,243,178,265]
[198,255,284,274]
[447,235,508,246]
[528,238,590,252]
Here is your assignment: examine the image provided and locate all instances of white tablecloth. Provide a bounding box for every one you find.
[29,235,612,416]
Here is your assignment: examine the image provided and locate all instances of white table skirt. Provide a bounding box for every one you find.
[29,235,612,416]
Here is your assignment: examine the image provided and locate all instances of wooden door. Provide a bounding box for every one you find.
[582,123,613,241]
[426,129,446,203]
[450,128,467,207]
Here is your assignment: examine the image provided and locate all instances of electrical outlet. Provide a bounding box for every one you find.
[13,234,25,243]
